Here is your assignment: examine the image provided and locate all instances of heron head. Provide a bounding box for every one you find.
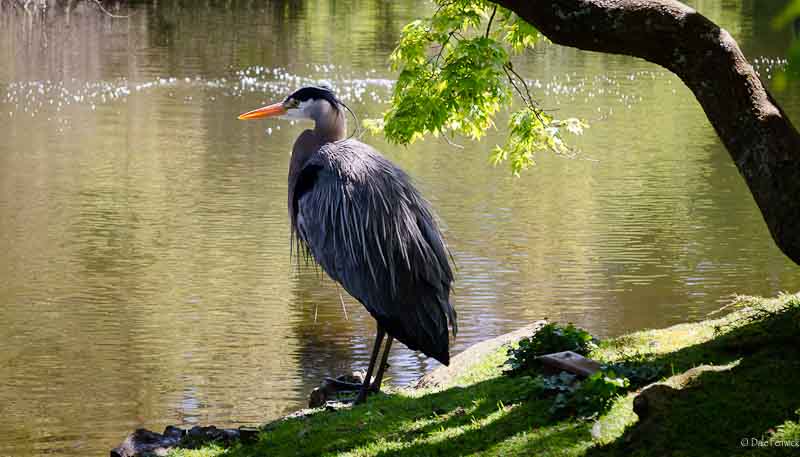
[238,85,342,122]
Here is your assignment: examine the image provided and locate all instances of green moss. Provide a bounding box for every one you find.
[169,293,800,457]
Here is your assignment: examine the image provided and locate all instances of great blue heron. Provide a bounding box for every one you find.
[238,86,457,403]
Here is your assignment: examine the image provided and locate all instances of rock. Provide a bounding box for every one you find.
[110,428,177,457]
[632,383,678,420]
[633,363,736,422]
[162,426,185,441]
[624,362,738,446]
[536,351,602,378]
[183,425,244,448]
[111,425,260,457]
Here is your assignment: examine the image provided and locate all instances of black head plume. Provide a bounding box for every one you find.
[287,84,360,139]
[286,85,342,112]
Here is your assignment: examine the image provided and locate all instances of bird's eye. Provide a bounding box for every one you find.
[287,98,300,109]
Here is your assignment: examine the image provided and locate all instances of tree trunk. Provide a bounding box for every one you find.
[496,0,800,265]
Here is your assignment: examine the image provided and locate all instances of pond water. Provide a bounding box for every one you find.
[1,1,798,455]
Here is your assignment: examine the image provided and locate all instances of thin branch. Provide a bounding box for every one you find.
[505,62,535,107]
[428,30,457,67]
[503,61,548,123]
[440,132,465,149]
[503,65,529,107]
[485,5,497,38]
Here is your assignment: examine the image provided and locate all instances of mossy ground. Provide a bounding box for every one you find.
[171,293,800,457]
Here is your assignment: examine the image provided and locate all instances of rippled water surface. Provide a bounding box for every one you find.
[1,1,799,455]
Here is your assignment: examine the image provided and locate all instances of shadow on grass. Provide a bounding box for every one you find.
[589,304,800,457]
[205,366,592,457]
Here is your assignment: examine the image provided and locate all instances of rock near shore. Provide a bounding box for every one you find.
[111,425,259,457]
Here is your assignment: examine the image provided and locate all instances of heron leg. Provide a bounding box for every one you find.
[369,336,393,393]
[354,327,385,405]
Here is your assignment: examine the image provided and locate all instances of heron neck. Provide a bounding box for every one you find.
[312,104,347,143]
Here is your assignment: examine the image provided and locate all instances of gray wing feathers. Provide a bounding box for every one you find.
[292,140,456,364]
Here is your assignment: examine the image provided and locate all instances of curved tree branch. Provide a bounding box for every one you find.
[495,0,800,265]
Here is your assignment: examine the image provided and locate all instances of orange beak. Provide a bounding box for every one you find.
[238,102,287,120]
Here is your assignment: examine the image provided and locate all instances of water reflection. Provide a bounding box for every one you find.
[1,1,799,456]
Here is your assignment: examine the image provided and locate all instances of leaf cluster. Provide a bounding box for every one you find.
[368,0,587,174]
[506,322,663,418]
[528,369,629,418]
[528,359,663,419]
[506,322,598,375]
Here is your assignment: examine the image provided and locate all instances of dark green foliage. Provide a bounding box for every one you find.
[530,358,662,419]
[506,322,598,375]
[529,369,629,419]
[603,362,662,389]
[564,371,629,418]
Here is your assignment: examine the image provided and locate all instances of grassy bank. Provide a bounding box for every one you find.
[172,293,800,457]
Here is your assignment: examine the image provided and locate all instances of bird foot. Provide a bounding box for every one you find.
[322,377,381,393]
[310,373,370,408]
[322,377,364,391]
[354,386,375,405]
[310,371,386,408]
